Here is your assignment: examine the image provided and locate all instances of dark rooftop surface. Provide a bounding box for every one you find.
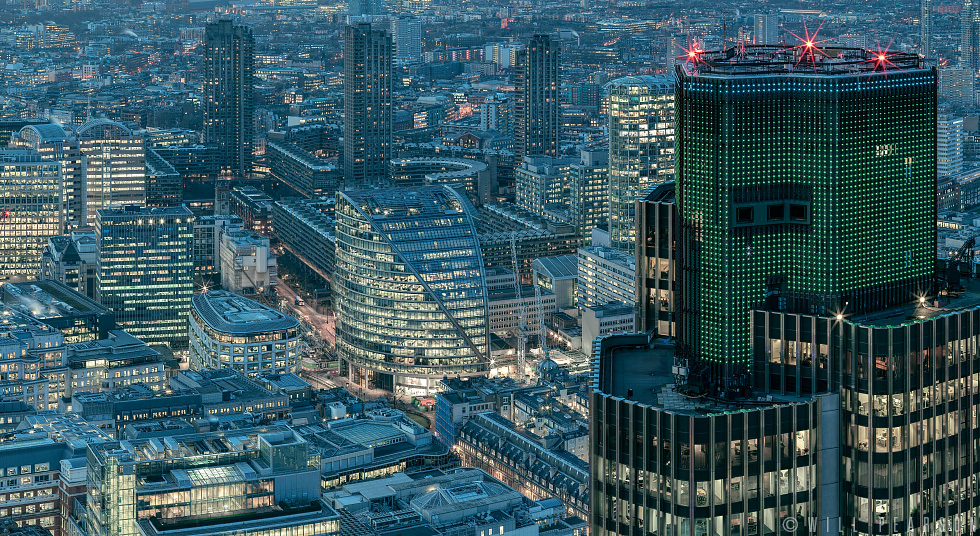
[849,279,980,328]
[601,344,673,406]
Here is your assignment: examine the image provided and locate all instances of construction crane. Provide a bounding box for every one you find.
[945,235,977,297]
[534,283,549,362]
[510,233,530,383]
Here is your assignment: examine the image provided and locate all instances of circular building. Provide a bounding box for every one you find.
[189,290,301,377]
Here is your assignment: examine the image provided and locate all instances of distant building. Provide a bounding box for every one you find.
[79,427,341,536]
[11,123,85,229]
[0,149,63,283]
[95,205,194,348]
[229,185,273,236]
[390,156,491,204]
[606,75,674,251]
[203,20,255,176]
[515,35,560,159]
[939,114,965,177]
[144,146,182,207]
[752,13,779,44]
[191,214,242,276]
[76,118,145,226]
[189,290,301,377]
[271,198,336,283]
[456,412,589,520]
[480,93,513,135]
[581,301,635,352]
[0,413,111,536]
[344,22,393,188]
[0,310,67,411]
[66,330,167,396]
[532,255,578,310]
[577,245,635,309]
[635,182,677,337]
[392,16,422,64]
[0,279,114,343]
[515,155,575,218]
[487,285,557,333]
[939,66,974,108]
[568,148,608,239]
[965,0,980,73]
[267,140,341,198]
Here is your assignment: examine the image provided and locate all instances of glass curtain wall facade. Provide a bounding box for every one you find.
[0,149,63,283]
[754,308,980,535]
[77,119,146,226]
[334,185,490,396]
[607,75,675,252]
[590,334,835,536]
[13,123,85,230]
[675,48,936,384]
[95,206,194,348]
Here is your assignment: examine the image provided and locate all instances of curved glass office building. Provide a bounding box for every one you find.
[607,75,675,252]
[189,290,301,377]
[334,185,490,396]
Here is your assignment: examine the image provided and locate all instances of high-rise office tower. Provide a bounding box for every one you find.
[11,123,85,230]
[752,13,779,44]
[0,149,63,283]
[392,16,422,64]
[77,118,145,226]
[922,0,932,58]
[938,114,965,177]
[635,181,677,337]
[964,0,980,72]
[334,185,489,395]
[591,46,942,536]
[675,46,935,383]
[514,34,560,159]
[204,20,254,177]
[515,155,574,217]
[607,75,675,252]
[344,22,393,189]
[95,205,194,348]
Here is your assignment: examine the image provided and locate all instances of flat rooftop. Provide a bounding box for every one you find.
[192,291,298,334]
[679,45,925,77]
[849,279,980,328]
[599,343,674,406]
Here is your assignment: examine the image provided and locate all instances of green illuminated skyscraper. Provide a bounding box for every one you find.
[675,46,937,384]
